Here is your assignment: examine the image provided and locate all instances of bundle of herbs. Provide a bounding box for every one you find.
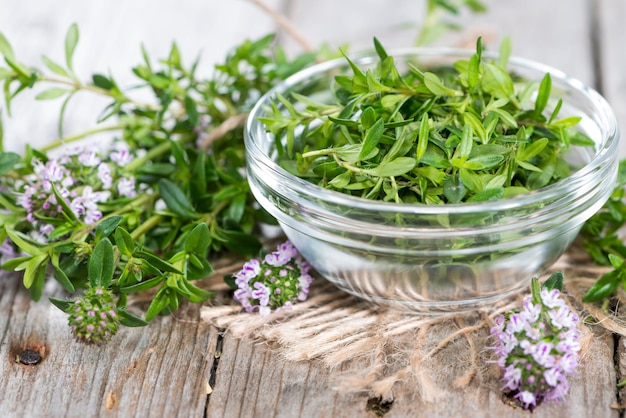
[260,37,594,206]
[0,25,317,344]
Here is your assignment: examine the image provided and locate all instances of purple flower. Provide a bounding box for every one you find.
[67,287,120,345]
[78,150,101,167]
[117,177,137,198]
[110,148,133,166]
[98,163,113,189]
[13,144,144,242]
[232,240,313,315]
[490,278,580,410]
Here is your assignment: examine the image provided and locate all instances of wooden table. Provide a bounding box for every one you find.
[1,1,625,416]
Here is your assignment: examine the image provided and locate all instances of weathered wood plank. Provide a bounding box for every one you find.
[282,0,594,86]
[206,314,618,417]
[0,274,215,418]
[597,0,626,158]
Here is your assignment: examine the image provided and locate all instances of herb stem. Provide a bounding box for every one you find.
[40,125,125,152]
[125,141,173,171]
[105,193,157,218]
[130,214,164,240]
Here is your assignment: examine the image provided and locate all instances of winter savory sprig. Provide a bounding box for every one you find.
[490,272,580,410]
[0,25,317,343]
[261,37,593,204]
[227,240,313,315]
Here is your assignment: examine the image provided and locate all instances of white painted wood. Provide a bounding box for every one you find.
[597,0,626,157]
[0,0,283,152]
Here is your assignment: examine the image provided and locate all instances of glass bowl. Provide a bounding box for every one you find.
[244,48,620,313]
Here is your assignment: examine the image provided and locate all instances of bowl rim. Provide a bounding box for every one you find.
[245,47,620,215]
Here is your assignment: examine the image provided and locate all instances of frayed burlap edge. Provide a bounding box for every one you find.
[199,243,620,402]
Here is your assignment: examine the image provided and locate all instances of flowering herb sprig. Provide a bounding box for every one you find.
[490,272,581,410]
[0,25,317,343]
[227,240,314,315]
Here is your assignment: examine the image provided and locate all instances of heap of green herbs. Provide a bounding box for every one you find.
[261,37,594,205]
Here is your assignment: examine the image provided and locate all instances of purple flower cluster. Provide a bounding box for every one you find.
[491,288,581,409]
[233,241,313,316]
[68,287,120,345]
[16,144,138,239]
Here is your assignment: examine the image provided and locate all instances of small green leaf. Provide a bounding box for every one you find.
[466,187,504,202]
[116,308,149,327]
[35,87,70,100]
[497,36,512,70]
[464,154,504,170]
[518,138,549,161]
[51,183,78,223]
[542,270,564,291]
[120,275,164,294]
[1,256,32,271]
[51,252,75,293]
[95,216,123,240]
[41,55,70,77]
[534,73,552,115]
[178,279,213,303]
[0,151,20,175]
[64,23,79,71]
[145,286,173,321]
[6,228,45,255]
[88,238,115,288]
[49,297,73,312]
[423,72,461,96]
[468,53,480,89]
[373,37,388,60]
[366,157,416,177]
[531,277,542,305]
[443,174,467,203]
[92,74,114,90]
[358,118,384,161]
[23,253,48,289]
[456,124,473,159]
[582,270,621,303]
[158,179,196,219]
[0,32,15,60]
[608,253,624,269]
[115,227,135,257]
[416,115,430,161]
[482,63,514,99]
[135,249,183,274]
[184,223,210,254]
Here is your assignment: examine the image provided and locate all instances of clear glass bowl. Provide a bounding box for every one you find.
[244,48,620,313]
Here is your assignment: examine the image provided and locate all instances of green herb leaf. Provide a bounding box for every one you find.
[88,238,115,288]
[542,270,564,291]
[35,87,70,101]
[582,269,621,303]
[366,157,416,177]
[158,179,196,219]
[358,118,384,161]
[184,222,210,254]
[116,308,149,327]
[0,151,20,175]
[115,227,135,257]
[64,23,79,72]
[534,73,552,115]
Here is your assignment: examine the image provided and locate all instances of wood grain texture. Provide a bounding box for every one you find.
[0,0,625,417]
[0,274,214,418]
[205,317,618,418]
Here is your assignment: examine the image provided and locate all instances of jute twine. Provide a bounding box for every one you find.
[199,242,626,402]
